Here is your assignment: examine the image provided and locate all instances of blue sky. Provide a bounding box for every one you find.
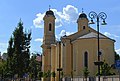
[0,0,120,54]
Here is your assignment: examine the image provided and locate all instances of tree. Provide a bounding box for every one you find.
[0,59,5,79]
[43,70,51,81]
[38,71,43,80]
[115,51,120,60]
[7,36,14,58]
[7,36,14,78]
[29,53,42,80]
[51,71,56,81]
[100,61,115,76]
[83,67,90,81]
[6,20,31,78]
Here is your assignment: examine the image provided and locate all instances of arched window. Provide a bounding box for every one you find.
[84,51,88,67]
[49,23,52,31]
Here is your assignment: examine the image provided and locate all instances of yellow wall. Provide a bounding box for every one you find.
[72,38,115,76]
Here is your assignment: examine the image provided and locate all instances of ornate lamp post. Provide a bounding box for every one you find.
[88,11,107,81]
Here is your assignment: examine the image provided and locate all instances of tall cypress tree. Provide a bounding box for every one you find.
[6,36,14,77]
[7,20,31,78]
[7,36,14,58]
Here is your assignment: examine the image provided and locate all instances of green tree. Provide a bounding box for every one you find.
[29,55,36,79]
[29,54,42,80]
[83,67,90,81]
[43,70,51,81]
[51,71,56,81]
[6,20,31,78]
[38,71,43,80]
[7,36,14,58]
[115,51,120,60]
[0,59,5,78]
[100,61,115,76]
[7,36,14,78]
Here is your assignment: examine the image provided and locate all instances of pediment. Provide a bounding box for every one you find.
[61,27,115,42]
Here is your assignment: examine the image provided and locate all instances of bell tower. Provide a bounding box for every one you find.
[77,12,89,32]
[43,9,56,46]
[41,9,56,81]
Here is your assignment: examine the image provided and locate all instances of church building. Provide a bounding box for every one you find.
[41,9,115,81]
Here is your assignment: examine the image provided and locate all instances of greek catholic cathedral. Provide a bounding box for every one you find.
[41,9,115,81]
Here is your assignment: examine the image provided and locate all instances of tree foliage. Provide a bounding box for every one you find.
[28,54,42,79]
[6,20,31,78]
[115,51,120,60]
[100,61,115,76]
[83,67,90,78]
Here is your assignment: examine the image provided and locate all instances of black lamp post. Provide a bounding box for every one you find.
[88,11,107,81]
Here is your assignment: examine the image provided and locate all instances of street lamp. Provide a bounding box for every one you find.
[88,11,107,81]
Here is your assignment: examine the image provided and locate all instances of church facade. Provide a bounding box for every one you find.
[41,9,115,81]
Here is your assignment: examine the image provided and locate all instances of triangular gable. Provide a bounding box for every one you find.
[78,32,106,39]
[61,27,115,42]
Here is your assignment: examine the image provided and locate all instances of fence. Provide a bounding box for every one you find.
[63,75,120,81]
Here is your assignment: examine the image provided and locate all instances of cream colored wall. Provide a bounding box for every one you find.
[51,44,56,81]
[63,39,72,77]
[72,38,115,76]
[77,18,89,32]
[51,44,56,72]
[51,42,62,81]
[100,39,115,65]
[42,48,51,72]
[43,15,55,45]
[43,15,55,35]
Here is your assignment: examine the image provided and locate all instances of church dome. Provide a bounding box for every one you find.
[79,13,87,18]
[46,10,54,16]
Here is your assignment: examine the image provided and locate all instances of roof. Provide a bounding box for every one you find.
[78,32,106,39]
[79,13,87,18]
[46,10,54,16]
[61,27,115,42]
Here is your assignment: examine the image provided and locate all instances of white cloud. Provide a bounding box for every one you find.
[104,32,119,38]
[33,5,79,28]
[34,38,43,43]
[0,42,8,54]
[66,31,75,36]
[59,30,74,37]
[63,5,78,22]
[116,49,120,54]
[104,32,111,37]
[51,9,63,28]
[58,30,74,38]
[55,30,74,41]
[33,13,45,28]
[59,30,66,37]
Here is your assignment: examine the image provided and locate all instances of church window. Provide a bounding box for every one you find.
[83,26,85,29]
[49,23,52,31]
[84,51,88,67]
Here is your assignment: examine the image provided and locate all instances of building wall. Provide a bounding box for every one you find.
[72,38,115,76]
